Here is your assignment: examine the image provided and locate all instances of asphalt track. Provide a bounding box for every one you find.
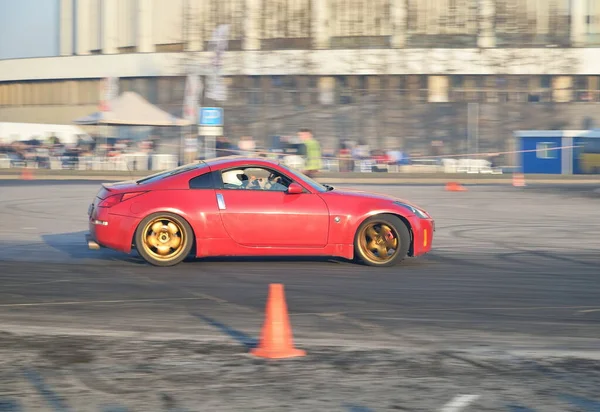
[0,180,599,411]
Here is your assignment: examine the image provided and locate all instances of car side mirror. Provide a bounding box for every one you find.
[287,182,303,194]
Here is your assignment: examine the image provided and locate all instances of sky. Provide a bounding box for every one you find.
[0,0,60,60]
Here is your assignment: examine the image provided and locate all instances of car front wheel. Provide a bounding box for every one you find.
[354,214,411,267]
[135,212,194,267]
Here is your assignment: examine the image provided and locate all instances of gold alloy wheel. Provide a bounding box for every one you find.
[141,216,186,262]
[358,221,400,264]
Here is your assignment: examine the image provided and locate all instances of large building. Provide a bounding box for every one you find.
[1,0,600,162]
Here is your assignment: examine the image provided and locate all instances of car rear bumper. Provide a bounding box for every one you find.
[87,203,140,253]
[85,233,102,250]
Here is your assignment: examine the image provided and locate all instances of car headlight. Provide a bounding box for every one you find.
[394,201,430,219]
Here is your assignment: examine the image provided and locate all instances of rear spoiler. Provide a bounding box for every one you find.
[96,185,113,199]
[97,182,125,198]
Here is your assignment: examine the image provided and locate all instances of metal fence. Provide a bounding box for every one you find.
[152,86,592,167]
[4,83,600,169]
[0,152,505,175]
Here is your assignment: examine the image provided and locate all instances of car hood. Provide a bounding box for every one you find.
[324,188,426,210]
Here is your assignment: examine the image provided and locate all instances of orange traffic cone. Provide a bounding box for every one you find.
[20,168,33,180]
[250,284,306,359]
[445,182,467,192]
[512,173,525,187]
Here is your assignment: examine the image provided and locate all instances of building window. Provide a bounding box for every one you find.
[536,142,558,159]
[428,76,449,103]
[329,0,391,48]
[495,0,571,47]
[261,0,311,50]
[583,0,600,46]
[405,0,478,47]
[573,75,600,102]
[203,0,245,51]
[551,76,572,103]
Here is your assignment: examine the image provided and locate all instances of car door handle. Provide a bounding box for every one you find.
[216,193,226,210]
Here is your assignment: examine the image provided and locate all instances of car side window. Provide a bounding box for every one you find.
[189,172,215,189]
[220,167,292,192]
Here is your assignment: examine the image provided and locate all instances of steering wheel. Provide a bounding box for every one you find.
[268,173,281,183]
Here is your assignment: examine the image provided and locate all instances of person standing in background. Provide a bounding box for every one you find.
[215,136,233,157]
[298,128,321,178]
[238,135,256,156]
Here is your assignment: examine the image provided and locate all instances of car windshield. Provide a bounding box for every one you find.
[278,163,329,193]
[136,161,206,184]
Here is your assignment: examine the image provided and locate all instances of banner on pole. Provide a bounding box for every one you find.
[99,77,119,113]
[206,24,229,102]
[184,74,202,123]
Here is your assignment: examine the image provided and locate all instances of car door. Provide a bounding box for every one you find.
[214,166,330,247]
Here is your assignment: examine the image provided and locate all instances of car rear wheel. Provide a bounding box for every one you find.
[354,214,410,267]
[135,212,194,267]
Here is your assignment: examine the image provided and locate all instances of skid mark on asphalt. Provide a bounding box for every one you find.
[0,293,27,300]
[372,316,600,329]
[439,394,480,412]
[448,225,600,262]
[0,297,208,308]
[7,363,600,412]
[2,280,71,288]
[291,305,600,319]
[100,406,129,412]
[439,351,509,373]
[508,395,600,412]
[507,406,536,411]
[343,404,374,412]
[310,312,443,348]
[442,350,600,411]
[318,313,388,334]
[514,249,600,269]
[68,363,147,396]
[192,313,258,349]
[577,308,600,314]
[122,270,260,313]
[0,399,23,412]
[424,252,507,271]
[560,394,600,411]
[23,369,71,412]
[496,251,600,268]
[0,196,89,217]
[16,368,191,412]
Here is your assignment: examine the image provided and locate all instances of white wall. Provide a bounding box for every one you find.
[153,0,184,46]
[117,0,137,49]
[0,47,599,81]
[60,0,74,56]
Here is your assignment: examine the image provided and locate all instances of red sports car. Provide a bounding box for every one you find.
[86,156,434,267]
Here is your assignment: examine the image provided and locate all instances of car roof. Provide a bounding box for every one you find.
[201,155,282,170]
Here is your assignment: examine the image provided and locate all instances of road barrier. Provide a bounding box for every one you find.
[0,144,585,176]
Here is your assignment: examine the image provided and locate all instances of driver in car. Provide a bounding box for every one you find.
[262,173,287,191]
[248,175,284,191]
[222,169,288,191]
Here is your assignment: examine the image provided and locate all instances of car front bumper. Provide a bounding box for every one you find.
[410,216,435,256]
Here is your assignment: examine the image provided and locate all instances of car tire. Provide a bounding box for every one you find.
[353,214,411,267]
[135,212,194,267]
